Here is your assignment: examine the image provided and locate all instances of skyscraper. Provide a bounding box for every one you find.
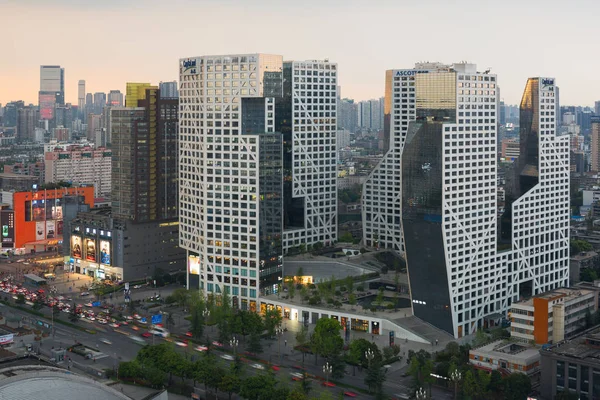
[107,90,123,107]
[93,92,107,114]
[16,106,39,143]
[591,117,600,172]
[178,54,337,309]
[78,80,85,117]
[125,83,156,107]
[595,101,600,116]
[111,88,178,222]
[159,81,179,98]
[397,66,568,338]
[39,65,64,122]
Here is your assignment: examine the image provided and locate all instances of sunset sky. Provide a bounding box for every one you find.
[1,0,599,107]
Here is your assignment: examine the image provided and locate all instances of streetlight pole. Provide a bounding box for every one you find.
[415,387,427,400]
[230,336,238,359]
[365,348,374,369]
[450,369,462,399]
[276,326,284,364]
[323,362,332,386]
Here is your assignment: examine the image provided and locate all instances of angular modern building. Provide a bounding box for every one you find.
[39,65,65,123]
[179,54,337,310]
[376,63,569,338]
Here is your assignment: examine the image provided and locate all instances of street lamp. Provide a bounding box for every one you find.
[276,326,284,364]
[365,348,375,369]
[203,309,211,335]
[230,336,238,358]
[323,362,332,385]
[415,387,427,400]
[450,369,462,399]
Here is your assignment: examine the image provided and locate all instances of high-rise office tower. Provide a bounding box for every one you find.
[93,92,107,114]
[159,81,179,98]
[16,106,39,143]
[107,90,124,107]
[39,66,64,122]
[3,101,24,127]
[111,88,178,222]
[125,83,156,107]
[87,114,101,141]
[595,101,600,116]
[591,117,600,172]
[280,60,338,251]
[398,67,568,338]
[78,80,85,117]
[179,54,337,310]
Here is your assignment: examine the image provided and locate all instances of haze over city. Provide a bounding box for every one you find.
[2,0,600,105]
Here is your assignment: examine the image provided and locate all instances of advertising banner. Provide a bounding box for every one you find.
[71,236,82,259]
[0,333,14,345]
[56,220,64,235]
[85,238,97,262]
[51,205,62,220]
[188,254,200,275]
[46,220,56,239]
[1,210,14,248]
[35,221,45,241]
[99,240,111,265]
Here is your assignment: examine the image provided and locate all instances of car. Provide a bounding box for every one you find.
[99,338,112,345]
[250,363,266,370]
[87,316,96,321]
[109,323,120,328]
[343,392,357,398]
[80,292,90,297]
[97,319,108,324]
[212,341,223,347]
[322,381,336,387]
[174,340,188,348]
[141,332,152,338]
[132,325,140,331]
[130,335,146,345]
[221,354,235,361]
[195,345,208,352]
[85,302,93,307]
[290,372,305,381]
[185,331,193,337]
[133,285,141,289]
[133,314,142,320]
[149,327,169,338]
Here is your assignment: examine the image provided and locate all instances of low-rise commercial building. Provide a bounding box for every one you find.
[509,288,597,345]
[570,251,600,284]
[540,325,600,400]
[469,340,540,376]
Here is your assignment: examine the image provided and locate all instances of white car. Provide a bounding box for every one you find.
[221,354,234,361]
[99,338,113,345]
[195,345,208,352]
[251,363,265,370]
[149,327,169,338]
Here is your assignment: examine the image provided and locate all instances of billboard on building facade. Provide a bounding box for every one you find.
[1,210,14,248]
[85,238,97,262]
[35,221,45,241]
[99,240,111,265]
[46,220,56,239]
[188,254,200,275]
[71,236,82,259]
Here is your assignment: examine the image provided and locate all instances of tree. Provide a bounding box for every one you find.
[295,326,309,365]
[296,267,304,280]
[581,267,599,282]
[69,304,79,323]
[310,318,343,362]
[188,290,206,339]
[339,232,354,243]
[300,286,309,304]
[345,276,354,294]
[570,239,593,256]
[172,288,190,310]
[393,273,400,311]
[239,374,277,400]
[347,338,382,368]
[462,370,478,399]
[247,333,263,354]
[231,310,263,338]
[263,308,282,337]
[288,282,296,301]
[365,361,387,396]
[194,353,218,394]
[15,294,25,304]
[375,287,384,310]
[503,373,532,400]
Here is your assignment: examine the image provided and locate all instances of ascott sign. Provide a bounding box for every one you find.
[395,70,430,77]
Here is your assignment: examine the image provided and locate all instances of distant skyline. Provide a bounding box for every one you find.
[1,0,600,107]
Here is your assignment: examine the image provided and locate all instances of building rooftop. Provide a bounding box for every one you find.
[511,287,595,307]
[471,340,540,364]
[570,251,598,261]
[542,325,600,363]
[0,365,129,400]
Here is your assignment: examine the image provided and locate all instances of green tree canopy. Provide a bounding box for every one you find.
[311,318,343,360]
